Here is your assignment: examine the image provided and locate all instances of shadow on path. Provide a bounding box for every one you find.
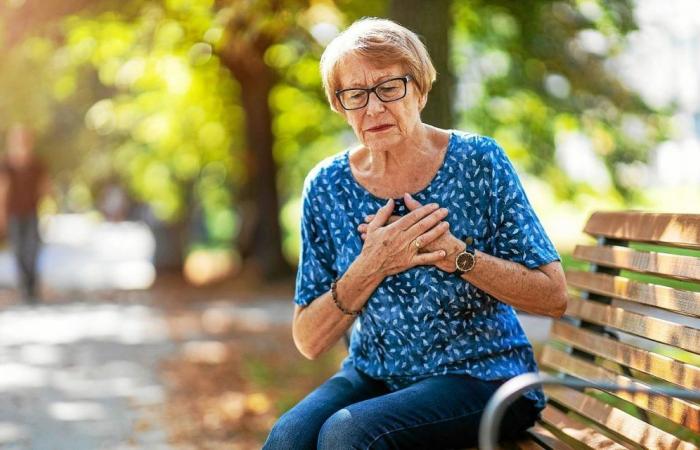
[0,302,174,450]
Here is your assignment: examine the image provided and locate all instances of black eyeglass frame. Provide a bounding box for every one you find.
[334,75,412,111]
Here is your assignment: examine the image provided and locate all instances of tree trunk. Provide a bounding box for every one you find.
[219,47,293,280]
[389,0,454,129]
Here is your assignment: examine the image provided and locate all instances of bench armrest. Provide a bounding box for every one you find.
[478,372,700,450]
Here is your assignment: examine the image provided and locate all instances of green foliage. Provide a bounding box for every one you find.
[559,252,589,272]
[451,0,669,201]
[0,36,55,130]
[60,4,243,224]
[0,0,673,264]
[1,0,363,253]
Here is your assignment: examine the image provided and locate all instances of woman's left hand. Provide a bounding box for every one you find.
[358,193,463,273]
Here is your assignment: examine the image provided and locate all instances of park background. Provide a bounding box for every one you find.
[0,0,698,449]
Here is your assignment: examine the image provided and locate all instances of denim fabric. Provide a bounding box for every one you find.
[8,214,41,300]
[263,361,541,450]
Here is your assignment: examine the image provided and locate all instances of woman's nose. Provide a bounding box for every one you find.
[365,92,386,115]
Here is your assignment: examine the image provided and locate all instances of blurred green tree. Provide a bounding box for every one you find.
[0,0,670,279]
[390,0,668,201]
[1,0,321,276]
[450,0,669,200]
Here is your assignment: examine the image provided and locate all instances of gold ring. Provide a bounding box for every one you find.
[414,239,422,249]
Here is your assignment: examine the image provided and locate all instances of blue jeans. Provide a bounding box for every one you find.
[8,214,41,302]
[263,362,541,450]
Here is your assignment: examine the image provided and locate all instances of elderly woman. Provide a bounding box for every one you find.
[263,18,567,450]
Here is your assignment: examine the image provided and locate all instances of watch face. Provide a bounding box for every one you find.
[456,252,475,271]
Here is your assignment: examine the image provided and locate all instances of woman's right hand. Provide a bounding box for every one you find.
[359,199,450,277]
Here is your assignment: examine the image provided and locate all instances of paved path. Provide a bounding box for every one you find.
[0,302,174,450]
[0,292,547,450]
[0,297,295,450]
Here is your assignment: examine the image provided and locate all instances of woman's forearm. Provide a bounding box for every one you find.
[442,237,567,317]
[465,251,567,317]
[293,255,384,359]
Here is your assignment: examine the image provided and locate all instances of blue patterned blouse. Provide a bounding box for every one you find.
[294,131,560,408]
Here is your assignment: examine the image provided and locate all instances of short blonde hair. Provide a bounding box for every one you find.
[320,18,436,112]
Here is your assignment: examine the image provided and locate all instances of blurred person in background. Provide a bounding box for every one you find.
[263,18,567,450]
[0,123,50,304]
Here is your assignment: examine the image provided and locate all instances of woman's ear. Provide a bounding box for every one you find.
[333,103,348,118]
[419,94,427,111]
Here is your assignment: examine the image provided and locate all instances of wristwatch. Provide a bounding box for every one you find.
[453,236,477,275]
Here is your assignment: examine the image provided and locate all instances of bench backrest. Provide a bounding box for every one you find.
[538,211,700,449]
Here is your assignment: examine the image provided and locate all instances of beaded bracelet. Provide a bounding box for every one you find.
[330,277,362,317]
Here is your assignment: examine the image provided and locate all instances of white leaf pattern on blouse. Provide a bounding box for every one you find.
[293,131,560,409]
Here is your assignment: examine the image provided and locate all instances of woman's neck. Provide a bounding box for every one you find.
[349,124,451,199]
[363,123,436,176]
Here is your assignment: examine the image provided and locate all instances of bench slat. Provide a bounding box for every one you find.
[540,345,700,432]
[565,296,700,354]
[527,424,576,450]
[531,211,700,449]
[550,321,700,390]
[544,385,698,450]
[463,438,545,450]
[539,404,629,449]
[566,270,700,317]
[583,212,700,250]
[572,245,700,281]
[507,438,548,450]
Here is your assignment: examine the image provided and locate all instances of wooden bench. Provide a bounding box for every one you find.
[481,211,700,449]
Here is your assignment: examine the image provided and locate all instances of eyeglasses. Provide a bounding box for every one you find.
[335,75,412,111]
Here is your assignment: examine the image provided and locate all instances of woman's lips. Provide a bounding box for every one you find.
[366,124,393,132]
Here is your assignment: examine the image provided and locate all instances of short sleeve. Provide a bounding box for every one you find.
[486,138,560,268]
[294,175,337,307]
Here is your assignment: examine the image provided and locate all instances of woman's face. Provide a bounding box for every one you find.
[335,54,426,151]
